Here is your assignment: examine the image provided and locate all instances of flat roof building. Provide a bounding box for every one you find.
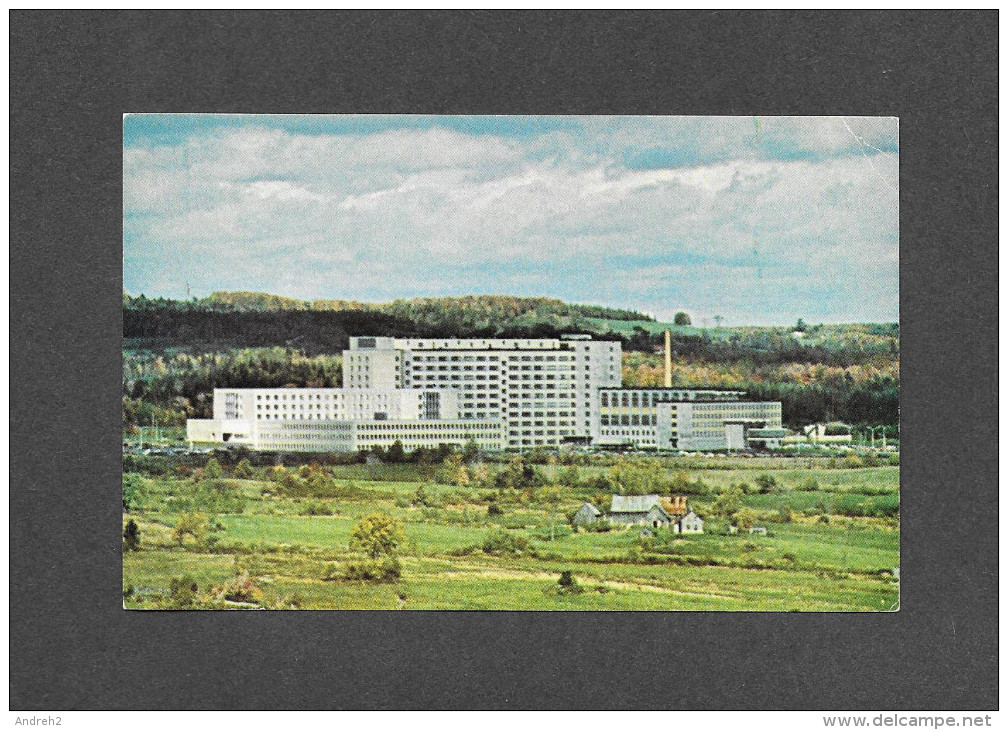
[186,334,784,453]
[343,335,621,449]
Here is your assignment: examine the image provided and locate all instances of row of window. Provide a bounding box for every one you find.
[601,414,658,426]
[598,390,743,407]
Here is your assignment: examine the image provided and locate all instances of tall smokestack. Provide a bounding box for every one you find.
[664,329,672,388]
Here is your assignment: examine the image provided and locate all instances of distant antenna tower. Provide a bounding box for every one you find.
[714,315,724,328]
[186,281,191,299]
[753,229,763,282]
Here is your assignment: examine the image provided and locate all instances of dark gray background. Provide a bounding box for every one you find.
[10,11,998,710]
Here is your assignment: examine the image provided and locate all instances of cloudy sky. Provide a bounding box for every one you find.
[123,114,898,325]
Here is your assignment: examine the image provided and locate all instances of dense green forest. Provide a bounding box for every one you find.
[124,291,651,349]
[123,292,899,432]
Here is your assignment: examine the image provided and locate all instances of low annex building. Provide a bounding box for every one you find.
[186,386,506,452]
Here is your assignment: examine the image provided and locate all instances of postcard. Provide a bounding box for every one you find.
[123,114,899,610]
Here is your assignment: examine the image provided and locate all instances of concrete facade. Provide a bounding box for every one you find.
[595,387,782,451]
[343,335,621,449]
[186,335,784,453]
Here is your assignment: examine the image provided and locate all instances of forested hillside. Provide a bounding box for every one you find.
[124,292,651,350]
[123,292,899,432]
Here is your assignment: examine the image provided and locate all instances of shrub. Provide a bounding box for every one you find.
[233,553,265,577]
[123,519,141,551]
[842,453,864,469]
[123,473,146,511]
[556,570,584,594]
[737,481,758,495]
[581,519,613,533]
[299,500,334,516]
[481,528,530,556]
[412,484,439,508]
[341,557,402,583]
[754,473,781,494]
[210,575,263,604]
[732,507,761,530]
[204,457,224,480]
[349,513,406,558]
[833,493,899,518]
[172,512,209,547]
[167,575,199,608]
[861,451,881,467]
[233,458,258,480]
[487,502,503,516]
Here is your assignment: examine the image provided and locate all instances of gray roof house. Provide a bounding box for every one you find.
[572,501,602,526]
[608,494,673,527]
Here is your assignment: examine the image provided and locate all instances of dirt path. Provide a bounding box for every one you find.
[433,564,741,602]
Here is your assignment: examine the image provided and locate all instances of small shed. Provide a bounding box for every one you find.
[572,502,602,527]
[673,510,704,534]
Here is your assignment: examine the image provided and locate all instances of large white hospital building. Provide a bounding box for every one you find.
[187,334,783,452]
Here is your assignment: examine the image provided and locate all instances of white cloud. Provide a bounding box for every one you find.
[124,116,898,324]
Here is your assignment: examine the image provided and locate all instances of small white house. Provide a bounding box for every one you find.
[572,502,602,527]
[673,510,704,534]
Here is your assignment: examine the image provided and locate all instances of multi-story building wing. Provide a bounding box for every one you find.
[343,335,621,448]
[595,386,783,450]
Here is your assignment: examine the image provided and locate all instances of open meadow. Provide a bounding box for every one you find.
[122,451,899,611]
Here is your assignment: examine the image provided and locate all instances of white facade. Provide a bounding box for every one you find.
[595,386,782,450]
[343,335,621,449]
[187,335,784,454]
[212,386,459,423]
[188,386,505,452]
[188,416,506,453]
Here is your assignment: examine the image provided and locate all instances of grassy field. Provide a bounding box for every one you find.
[122,454,899,611]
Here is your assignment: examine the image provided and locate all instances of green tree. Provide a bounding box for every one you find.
[123,519,141,551]
[168,575,199,608]
[461,439,481,464]
[470,462,491,488]
[673,311,692,326]
[233,458,257,480]
[754,473,779,494]
[386,439,406,464]
[711,486,744,519]
[173,512,209,546]
[123,473,145,511]
[416,451,436,480]
[440,452,470,487]
[732,507,761,530]
[204,457,223,480]
[557,465,581,489]
[349,513,406,558]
